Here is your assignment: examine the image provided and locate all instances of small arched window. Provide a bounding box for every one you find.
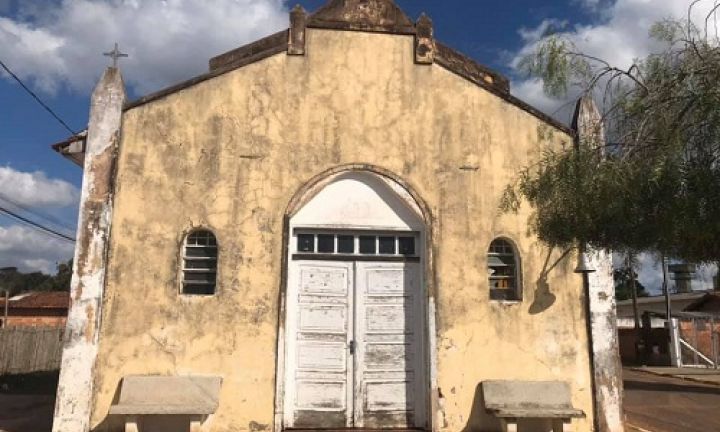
[182,230,218,295]
[488,238,521,301]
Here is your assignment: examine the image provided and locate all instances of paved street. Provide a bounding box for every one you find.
[624,368,720,432]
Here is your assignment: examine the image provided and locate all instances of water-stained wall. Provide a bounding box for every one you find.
[91,28,594,431]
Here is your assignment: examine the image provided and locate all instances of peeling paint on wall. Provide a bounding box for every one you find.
[587,249,625,432]
[574,95,624,432]
[52,68,126,432]
[83,29,596,432]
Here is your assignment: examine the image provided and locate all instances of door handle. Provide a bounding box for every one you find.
[349,340,356,355]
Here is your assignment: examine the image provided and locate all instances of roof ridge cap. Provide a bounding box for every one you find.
[307,0,415,34]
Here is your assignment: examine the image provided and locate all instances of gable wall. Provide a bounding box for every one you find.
[92,29,594,431]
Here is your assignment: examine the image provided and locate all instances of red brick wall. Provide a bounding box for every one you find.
[4,316,67,328]
[2,308,67,328]
[679,320,720,361]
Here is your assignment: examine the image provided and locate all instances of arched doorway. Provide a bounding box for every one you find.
[280,170,430,430]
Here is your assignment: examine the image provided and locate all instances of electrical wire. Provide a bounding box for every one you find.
[0,58,77,135]
[0,192,76,233]
[0,206,76,242]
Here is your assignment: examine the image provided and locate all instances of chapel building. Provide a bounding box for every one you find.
[51,1,623,431]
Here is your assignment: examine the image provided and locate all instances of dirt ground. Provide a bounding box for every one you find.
[0,373,57,432]
[624,368,720,432]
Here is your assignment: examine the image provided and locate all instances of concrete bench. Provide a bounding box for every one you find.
[109,375,222,432]
[482,380,585,432]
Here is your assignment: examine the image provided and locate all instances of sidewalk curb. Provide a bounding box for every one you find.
[630,367,720,387]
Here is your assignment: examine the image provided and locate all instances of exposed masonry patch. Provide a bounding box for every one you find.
[288,5,308,56]
[308,0,416,34]
[414,13,434,64]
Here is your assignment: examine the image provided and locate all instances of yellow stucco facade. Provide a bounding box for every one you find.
[89,28,594,432]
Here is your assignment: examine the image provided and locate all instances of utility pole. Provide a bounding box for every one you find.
[628,254,643,364]
[661,255,680,366]
[2,289,8,328]
[661,255,672,322]
[628,254,640,330]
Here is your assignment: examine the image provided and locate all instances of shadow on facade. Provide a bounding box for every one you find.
[529,248,572,315]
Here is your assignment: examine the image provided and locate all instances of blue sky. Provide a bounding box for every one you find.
[0,0,716,290]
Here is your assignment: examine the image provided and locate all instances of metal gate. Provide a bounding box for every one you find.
[675,313,720,368]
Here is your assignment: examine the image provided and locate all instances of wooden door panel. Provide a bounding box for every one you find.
[364,343,413,371]
[298,304,347,334]
[286,262,353,429]
[297,343,347,370]
[365,304,413,333]
[364,378,415,410]
[355,263,424,429]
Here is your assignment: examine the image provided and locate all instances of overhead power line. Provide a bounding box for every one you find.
[0,58,77,135]
[0,193,76,233]
[0,205,76,243]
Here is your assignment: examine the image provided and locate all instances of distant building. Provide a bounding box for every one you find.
[684,292,720,314]
[616,290,720,367]
[1,292,70,328]
[616,291,714,325]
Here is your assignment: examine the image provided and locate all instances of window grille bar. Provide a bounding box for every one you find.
[182,230,218,295]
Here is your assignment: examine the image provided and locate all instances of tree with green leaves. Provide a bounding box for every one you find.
[36,260,73,293]
[613,267,649,301]
[0,260,73,296]
[502,2,720,265]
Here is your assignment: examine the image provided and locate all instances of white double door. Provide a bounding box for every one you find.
[284,260,426,429]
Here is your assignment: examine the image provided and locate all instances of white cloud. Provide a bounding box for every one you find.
[634,253,665,294]
[0,224,74,273]
[696,263,719,291]
[0,167,77,273]
[518,19,569,44]
[614,252,718,296]
[0,166,79,208]
[511,78,581,123]
[510,0,720,123]
[0,0,289,95]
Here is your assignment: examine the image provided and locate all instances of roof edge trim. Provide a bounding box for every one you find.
[209,30,288,72]
[125,39,287,111]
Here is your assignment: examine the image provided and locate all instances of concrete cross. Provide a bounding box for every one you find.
[103,43,128,68]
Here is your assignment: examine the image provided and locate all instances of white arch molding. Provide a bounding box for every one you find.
[274,169,438,432]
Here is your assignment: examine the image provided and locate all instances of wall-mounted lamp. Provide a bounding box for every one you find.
[574,247,596,274]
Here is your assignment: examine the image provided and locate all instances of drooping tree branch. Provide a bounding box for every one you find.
[506,1,720,262]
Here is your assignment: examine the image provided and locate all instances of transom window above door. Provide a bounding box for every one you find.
[293,230,419,259]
